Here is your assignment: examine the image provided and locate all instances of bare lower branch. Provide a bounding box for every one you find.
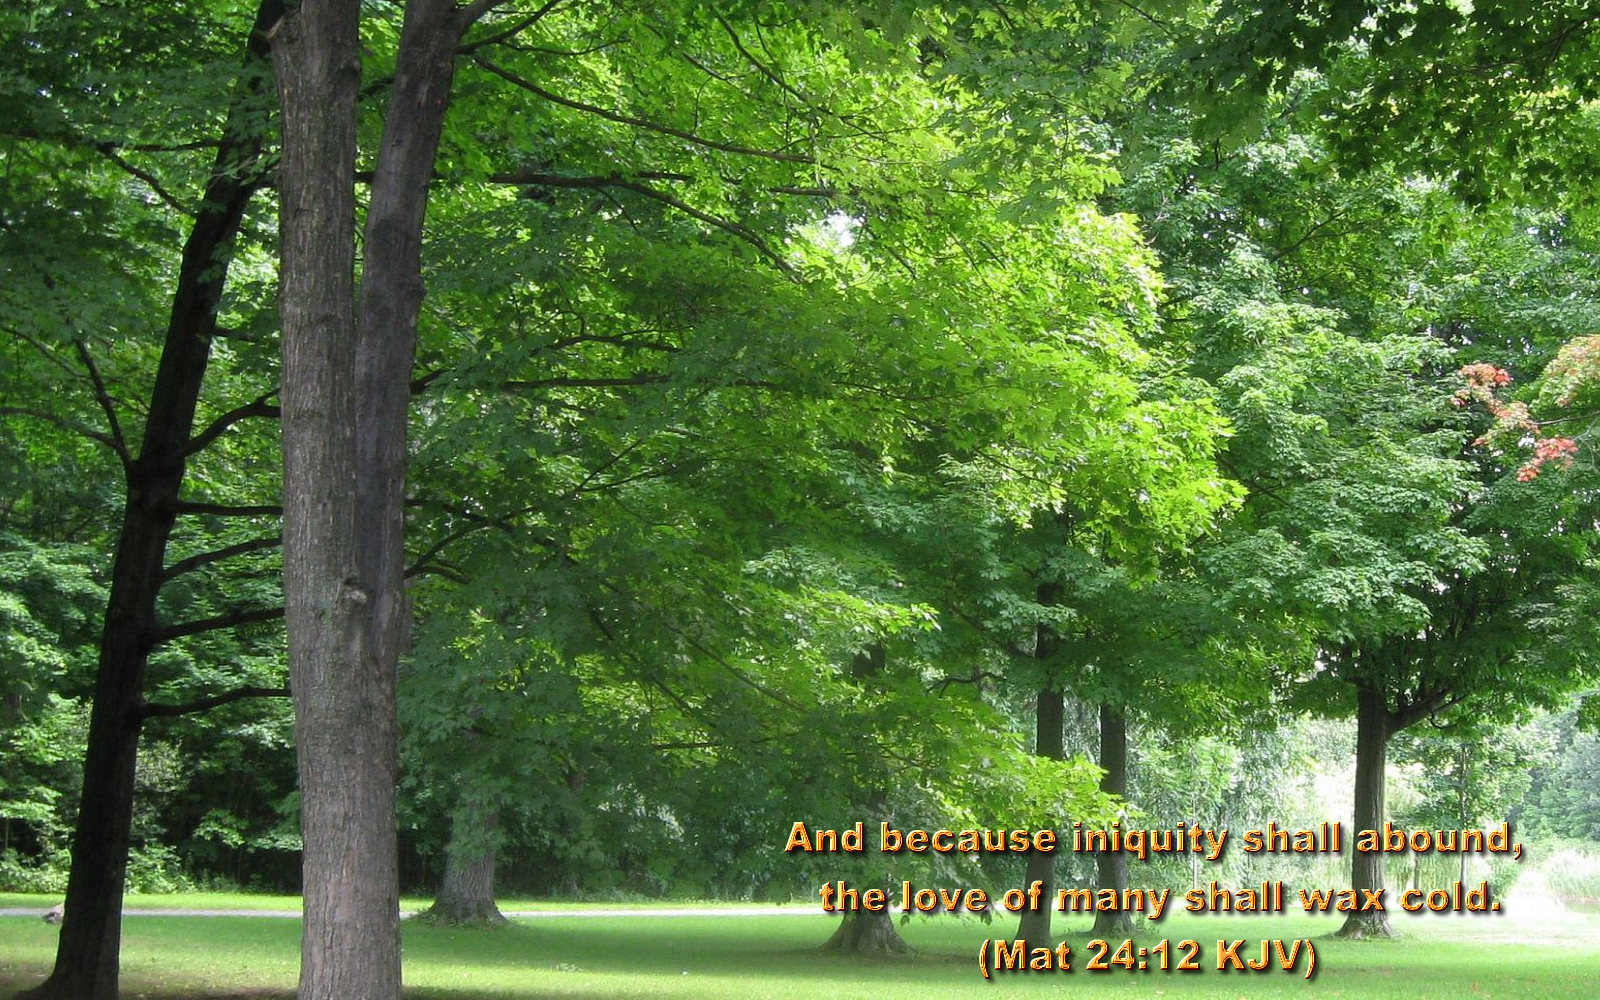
[163,535,283,581]
[172,501,284,517]
[405,563,469,584]
[153,605,285,644]
[185,391,281,457]
[139,684,290,720]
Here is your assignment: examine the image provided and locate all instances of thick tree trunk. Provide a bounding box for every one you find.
[818,909,912,955]
[274,3,473,997]
[17,7,281,998]
[420,792,506,926]
[1016,686,1063,943]
[274,2,382,995]
[1338,684,1396,939]
[1092,704,1134,938]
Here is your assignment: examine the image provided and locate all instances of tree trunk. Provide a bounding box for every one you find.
[1338,684,1396,939]
[1092,704,1134,938]
[1016,686,1063,943]
[274,1,382,994]
[818,909,912,955]
[17,7,281,998]
[420,791,506,926]
[274,3,474,996]
[811,645,912,955]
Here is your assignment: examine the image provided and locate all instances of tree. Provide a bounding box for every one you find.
[3,3,290,996]
[1188,1,1600,206]
[269,0,1182,985]
[1125,107,1600,935]
[270,0,492,993]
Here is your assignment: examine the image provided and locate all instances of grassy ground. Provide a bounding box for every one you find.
[2,897,1597,999]
[0,892,795,913]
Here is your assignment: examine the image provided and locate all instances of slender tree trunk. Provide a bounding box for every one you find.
[1016,686,1063,943]
[274,3,477,995]
[1338,684,1396,939]
[1092,704,1134,938]
[17,7,281,997]
[420,789,506,926]
[1458,745,1470,886]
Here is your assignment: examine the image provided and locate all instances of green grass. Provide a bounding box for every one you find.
[0,891,802,913]
[2,902,1597,999]
[0,891,303,912]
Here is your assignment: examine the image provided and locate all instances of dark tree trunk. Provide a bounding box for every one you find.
[812,645,912,955]
[17,7,281,998]
[420,791,506,926]
[1338,684,1396,939]
[1091,704,1134,938]
[274,2,475,996]
[818,909,912,955]
[1016,685,1063,943]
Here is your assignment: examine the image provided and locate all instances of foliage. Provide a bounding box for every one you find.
[1186,1,1600,205]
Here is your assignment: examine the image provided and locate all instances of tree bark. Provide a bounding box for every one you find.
[17,6,282,997]
[273,2,476,996]
[812,645,912,955]
[1016,685,1063,943]
[1338,683,1396,938]
[419,790,506,926]
[818,909,912,955]
[1091,704,1134,938]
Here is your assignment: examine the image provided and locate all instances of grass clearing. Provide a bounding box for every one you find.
[2,901,1597,999]
[0,892,796,915]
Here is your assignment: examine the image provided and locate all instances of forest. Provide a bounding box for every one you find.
[2,2,1600,999]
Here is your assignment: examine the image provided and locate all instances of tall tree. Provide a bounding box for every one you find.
[4,3,289,996]
[271,0,495,994]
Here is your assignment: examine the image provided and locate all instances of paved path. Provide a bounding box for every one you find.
[1,904,819,919]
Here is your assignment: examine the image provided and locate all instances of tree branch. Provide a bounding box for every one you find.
[490,169,833,200]
[73,340,132,465]
[139,684,290,720]
[459,0,567,54]
[163,535,283,582]
[172,501,284,517]
[487,169,694,187]
[0,406,122,453]
[501,374,671,390]
[471,54,814,164]
[96,146,190,215]
[184,391,281,457]
[457,0,514,29]
[601,176,796,274]
[153,605,285,644]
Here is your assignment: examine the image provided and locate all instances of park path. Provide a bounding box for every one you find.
[0,904,819,919]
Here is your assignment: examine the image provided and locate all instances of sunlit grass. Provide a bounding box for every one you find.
[3,899,1598,999]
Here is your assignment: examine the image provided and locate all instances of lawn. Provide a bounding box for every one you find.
[2,896,1597,999]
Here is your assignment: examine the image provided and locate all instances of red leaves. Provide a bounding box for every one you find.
[1454,363,1577,481]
